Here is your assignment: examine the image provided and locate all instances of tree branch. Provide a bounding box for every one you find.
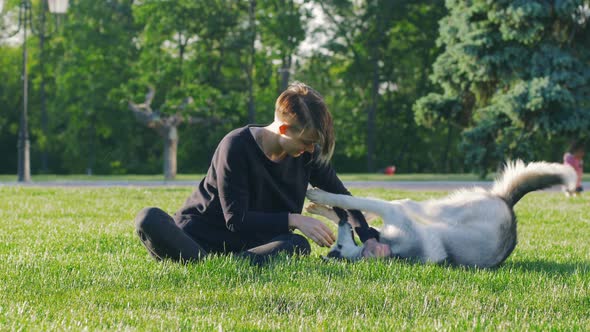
[128,85,167,136]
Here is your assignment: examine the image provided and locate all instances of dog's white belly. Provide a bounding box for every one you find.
[417,226,447,263]
[383,196,513,266]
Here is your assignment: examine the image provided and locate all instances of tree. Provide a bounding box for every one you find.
[0,0,452,175]
[129,0,240,179]
[0,46,22,174]
[258,0,310,92]
[415,0,590,176]
[305,0,445,172]
[49,0,139,175]
[129,86,223,180]
[246,0,256,123]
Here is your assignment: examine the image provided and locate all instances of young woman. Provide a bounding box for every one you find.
[134,82,378,265]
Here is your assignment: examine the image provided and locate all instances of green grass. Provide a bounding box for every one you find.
[0,173,206,182]
[1,187,589,330]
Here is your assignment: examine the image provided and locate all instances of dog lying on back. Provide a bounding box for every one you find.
[306,161,576,268]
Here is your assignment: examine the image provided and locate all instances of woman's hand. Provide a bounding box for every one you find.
[362,238,391,258]
[288,213,335,247]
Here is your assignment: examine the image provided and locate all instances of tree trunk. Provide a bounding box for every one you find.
[367,15,382,173]
[367,39,379,172]
[18,20,31,183]
[367,60,378,173]
[163,126,178,180]
[129,86,217,181]
[279,54,291,92]
[396,140,408,173]
[86,119,96,176]
[40,3,49,173]
[247,0,256,123]
[178,32,186,88]
[441,123,453,173]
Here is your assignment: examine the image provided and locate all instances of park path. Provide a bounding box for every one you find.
[2,179,585,192]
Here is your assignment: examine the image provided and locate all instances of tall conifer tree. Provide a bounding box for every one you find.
[415,1,590,176]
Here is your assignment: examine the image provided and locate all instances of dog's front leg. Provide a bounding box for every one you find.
[307,188,391,217]
[306,188,356,207]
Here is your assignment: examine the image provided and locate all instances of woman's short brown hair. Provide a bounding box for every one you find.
[275,82,335,166]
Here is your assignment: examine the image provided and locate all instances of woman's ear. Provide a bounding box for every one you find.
[279,124,289,135]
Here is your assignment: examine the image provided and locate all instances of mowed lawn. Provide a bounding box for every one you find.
[1,186,588,330]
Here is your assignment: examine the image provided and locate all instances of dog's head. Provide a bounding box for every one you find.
[326,241,364,261]
[324,209,364,261]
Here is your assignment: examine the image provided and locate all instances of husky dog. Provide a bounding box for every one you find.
[306,161,576,268]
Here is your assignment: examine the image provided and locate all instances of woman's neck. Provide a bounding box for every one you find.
[255,123,287,162]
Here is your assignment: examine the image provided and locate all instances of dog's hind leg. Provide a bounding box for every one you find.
[306,203,378,226]
[306,203,340,224]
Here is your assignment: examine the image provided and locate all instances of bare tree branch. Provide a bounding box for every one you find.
[129,85,227,132]
[128,85,166,136]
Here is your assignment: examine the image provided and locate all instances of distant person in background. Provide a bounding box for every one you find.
[563,140,585,196]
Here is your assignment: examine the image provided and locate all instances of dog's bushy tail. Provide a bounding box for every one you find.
[491,160,577,207]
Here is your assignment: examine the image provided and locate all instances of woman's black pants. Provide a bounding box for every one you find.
[134,207,311,265]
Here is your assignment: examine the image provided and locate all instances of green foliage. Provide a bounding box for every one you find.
[0,46,21,173]
[3,1,588,176]
[130,0,235,112]
[414,93,463,128]
[37,0,143,173]
[258,0,309,61]
[301,0,448,172]
[416,0,590,176]
[0,0,450,175]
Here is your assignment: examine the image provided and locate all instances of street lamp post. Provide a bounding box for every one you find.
[1,0,68,182]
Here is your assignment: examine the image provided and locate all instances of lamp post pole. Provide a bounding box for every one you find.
[17,0,31,182]
[1,0,68,182]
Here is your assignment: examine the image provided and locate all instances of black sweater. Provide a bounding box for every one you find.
[177,125,357,237]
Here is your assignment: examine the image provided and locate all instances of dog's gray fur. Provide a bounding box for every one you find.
[306,160,577,268]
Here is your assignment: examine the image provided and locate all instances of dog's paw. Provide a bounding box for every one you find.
[306,188,329,204]
[305,203,340,224]
[305,203,330,215]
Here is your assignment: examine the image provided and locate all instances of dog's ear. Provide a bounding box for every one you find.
[333,207,357,244]
[333,207,348,221]
[326,249,343,259]
[325,243,344,260]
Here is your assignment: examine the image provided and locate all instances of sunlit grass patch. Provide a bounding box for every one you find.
[1,187,588,330]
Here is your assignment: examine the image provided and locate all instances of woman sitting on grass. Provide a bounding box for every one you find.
[134,82,377,265]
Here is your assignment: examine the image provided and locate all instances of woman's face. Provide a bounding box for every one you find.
[281,126,319,158]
